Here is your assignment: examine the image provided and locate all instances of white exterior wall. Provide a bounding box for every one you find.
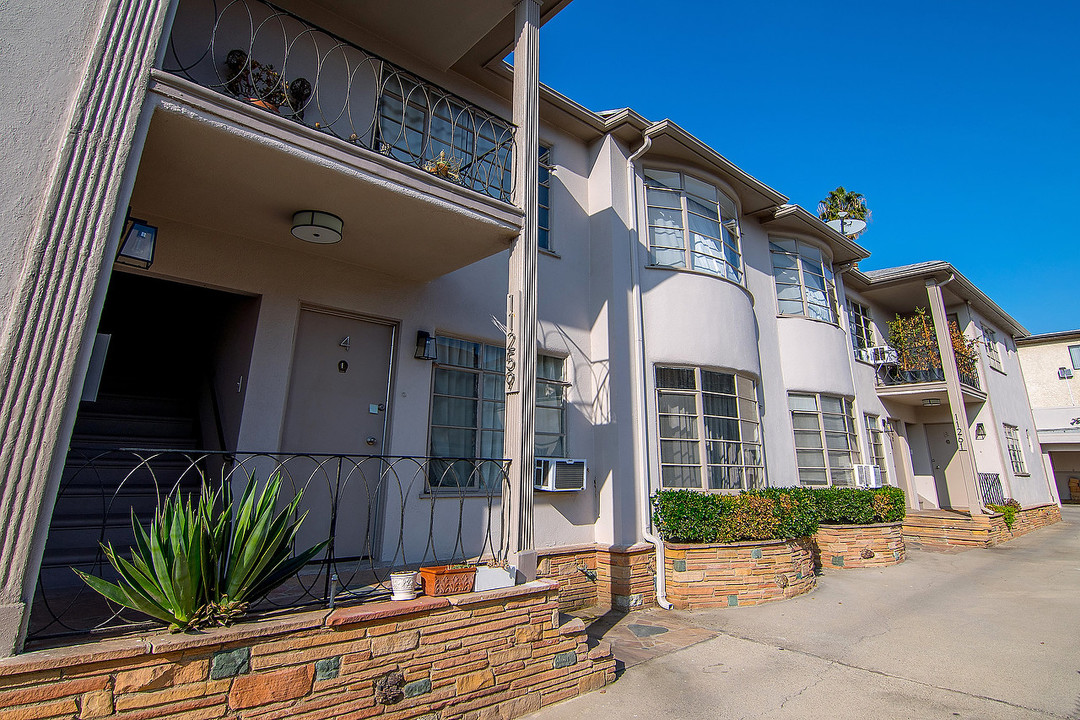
[0,1,112,316]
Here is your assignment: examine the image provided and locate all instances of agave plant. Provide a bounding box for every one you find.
[77,473,327,632]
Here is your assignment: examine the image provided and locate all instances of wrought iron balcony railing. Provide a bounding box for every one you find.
[874,353,981,392]
[161,0,515,202]
[29,448,510,645]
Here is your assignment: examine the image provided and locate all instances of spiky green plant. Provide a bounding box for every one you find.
[76,473,327,632]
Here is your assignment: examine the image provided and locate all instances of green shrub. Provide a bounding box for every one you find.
[652,486,906,544]
[76,472,327,632]
[652,489,819,543]
[988,503,1017,529]
[806,486,906,525]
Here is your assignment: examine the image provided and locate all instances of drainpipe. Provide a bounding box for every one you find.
[626,127,673,610]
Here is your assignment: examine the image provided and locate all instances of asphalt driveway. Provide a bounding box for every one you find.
[528,506,1080,719]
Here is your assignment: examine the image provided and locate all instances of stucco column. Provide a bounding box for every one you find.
[924,280,983,513]
[503,0,540,564]
[0,0,170,654]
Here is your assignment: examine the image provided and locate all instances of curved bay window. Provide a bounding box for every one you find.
[656,366,763,490]
[770,238,838,323]
[645,169,742,283]
[789,393,860,486]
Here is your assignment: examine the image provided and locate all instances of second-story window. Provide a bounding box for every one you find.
[849,301,874,350]
[770,239,838,323]
[539,145,553,251]
[1070,344,1080,370]
[644,169,742,283]
[982,325,1004,372]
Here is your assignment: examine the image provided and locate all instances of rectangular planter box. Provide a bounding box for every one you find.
[419,565,477,596]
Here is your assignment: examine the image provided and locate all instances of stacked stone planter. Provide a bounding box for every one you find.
[812,521,905,569]
[664,538,815,610]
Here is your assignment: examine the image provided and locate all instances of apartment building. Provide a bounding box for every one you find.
[0,0,1057,655]
[1017,330,1080,500]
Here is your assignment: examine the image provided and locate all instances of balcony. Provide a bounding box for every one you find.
[141,0,521,280]
[857,346,985,406]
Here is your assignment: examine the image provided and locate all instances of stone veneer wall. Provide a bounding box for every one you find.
[536,543,656,613]
[0,580,614,720]
[812,522,906,569]
[903,504,1063,549]
[664,539,815,611]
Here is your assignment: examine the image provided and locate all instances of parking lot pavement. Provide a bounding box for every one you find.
[529,506,1080,719]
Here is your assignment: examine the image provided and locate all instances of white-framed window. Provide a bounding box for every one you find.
[1069,344,1080,370]
[428,336,567,491]
[789,393,860,486]
[982,325,1004,372]
[849,300,874,351]
[770,239,839,323]
[1003,424,1027,475]
[536,355,568,457]
[656,367,763,490]
[644,169,742,283]
[864,413,887,485]
[538,145,553,251]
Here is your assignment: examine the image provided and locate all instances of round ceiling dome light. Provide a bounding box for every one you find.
[291,210,343,244]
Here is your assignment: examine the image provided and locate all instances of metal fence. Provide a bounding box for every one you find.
[977,472,1006,507]
[160,0,515,202]
[29,448,510,644]
[876,362,981,392]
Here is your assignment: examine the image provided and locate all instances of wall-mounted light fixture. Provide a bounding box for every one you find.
[975,423,986,440]
[922,398,941,407]
[115,209,158,269]
[291,210,343,244]
[414,331,437,360]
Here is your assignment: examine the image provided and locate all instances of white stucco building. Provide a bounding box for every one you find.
[0,0,1057,655]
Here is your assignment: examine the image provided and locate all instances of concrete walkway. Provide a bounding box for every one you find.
[529,506,1080,719]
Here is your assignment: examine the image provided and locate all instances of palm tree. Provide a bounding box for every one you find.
[817,186,871,223]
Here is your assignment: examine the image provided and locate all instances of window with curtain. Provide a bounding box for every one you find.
[770,239,838,323]
[428,336,567,491]
[789,393,860,486]
[644,169,742,283]
[656,366,763,491]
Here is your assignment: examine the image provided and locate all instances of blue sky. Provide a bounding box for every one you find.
[538,1,1079,335]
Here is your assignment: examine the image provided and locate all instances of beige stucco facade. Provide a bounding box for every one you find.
[1017,330,1080,501]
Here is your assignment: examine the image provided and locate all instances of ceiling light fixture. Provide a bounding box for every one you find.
[291,210,343,244]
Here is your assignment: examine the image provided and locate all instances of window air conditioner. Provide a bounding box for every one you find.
[534,458,587,492]
[1059,367,1074,379]
[860,346,898,365]
[853,464,883,488]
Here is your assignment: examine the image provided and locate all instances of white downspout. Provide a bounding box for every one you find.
[626,128,672,609]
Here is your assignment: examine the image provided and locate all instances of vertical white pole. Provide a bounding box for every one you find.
[504,0,540,561]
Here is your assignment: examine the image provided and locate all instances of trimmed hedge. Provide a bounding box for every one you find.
[812,486,906,525]
[652,486,906,543]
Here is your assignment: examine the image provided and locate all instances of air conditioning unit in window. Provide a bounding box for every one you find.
[534,458,587,492]
[1059,367,1074,379]
[853,464,883,488]
[856,346,899,365]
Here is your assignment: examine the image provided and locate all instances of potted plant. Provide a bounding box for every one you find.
[389,569,420,601]
[419,563,476,596]
[224,49,311,117]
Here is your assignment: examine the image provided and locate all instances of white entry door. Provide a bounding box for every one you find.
[926,423,959,509]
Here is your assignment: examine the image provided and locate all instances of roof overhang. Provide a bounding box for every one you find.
[847,262,1029,337]
[758,204,871,266]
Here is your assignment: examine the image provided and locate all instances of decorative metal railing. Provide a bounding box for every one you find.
[29,448,510,644]
[977,472,1006,507]
[876,359,981,392]
[160,0,515,202]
